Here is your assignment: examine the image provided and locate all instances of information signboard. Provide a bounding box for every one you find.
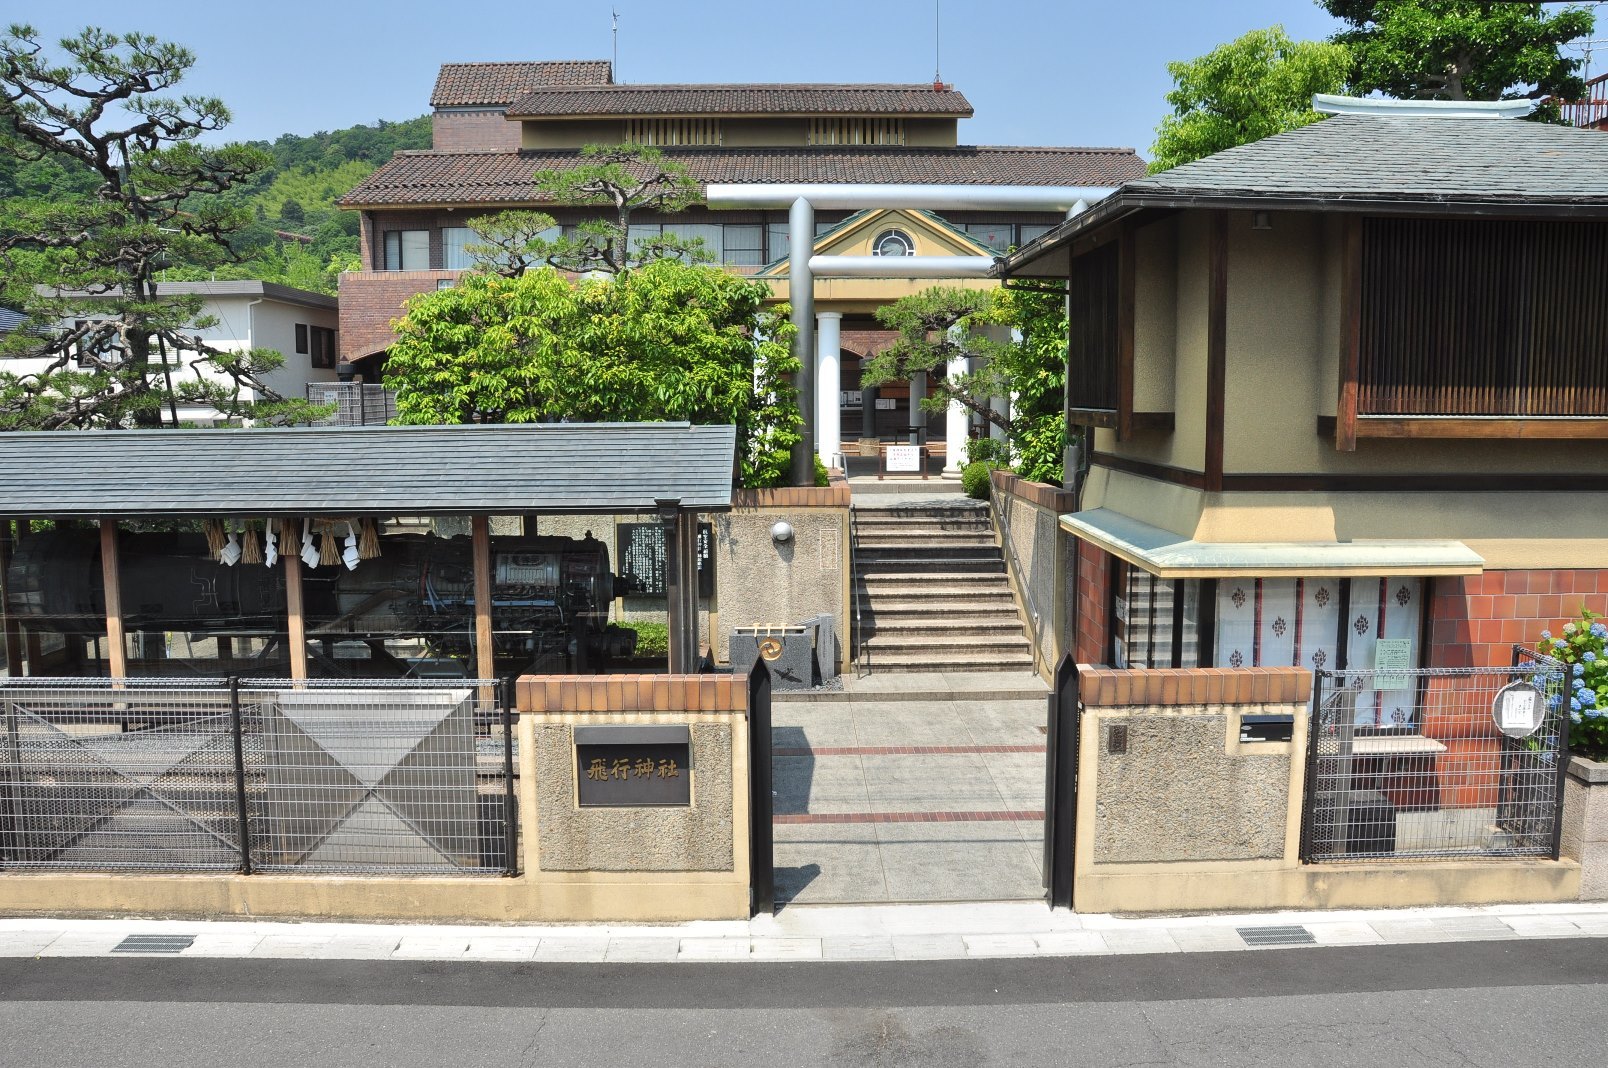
[617,522,714,598]
[885,445,922,473]
[1492,680,1545,739]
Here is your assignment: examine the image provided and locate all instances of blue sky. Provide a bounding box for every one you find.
[11,2,1376,157]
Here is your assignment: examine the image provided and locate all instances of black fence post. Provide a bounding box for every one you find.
[502,676,519,877]
[227,675,253,875]
[748,659,774,917]
[1046,654,1078,910]
[1549,657,1571,861]
[1299,670,1325,864]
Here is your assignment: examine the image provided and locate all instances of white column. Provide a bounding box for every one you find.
[943,351,968,475]
[816,311,843,470]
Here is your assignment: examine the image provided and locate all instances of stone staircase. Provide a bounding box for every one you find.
[851,498,1035,673]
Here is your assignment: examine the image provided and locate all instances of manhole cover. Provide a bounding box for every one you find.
[112,934,195,954]
[1237,925,1315,947]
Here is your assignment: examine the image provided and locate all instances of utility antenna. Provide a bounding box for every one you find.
[934,0,942,85]
[612,9,619,80]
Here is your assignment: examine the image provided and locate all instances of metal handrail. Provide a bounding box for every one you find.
[849,501,871,677]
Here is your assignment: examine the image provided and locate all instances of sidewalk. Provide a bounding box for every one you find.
[4,900,1606,963]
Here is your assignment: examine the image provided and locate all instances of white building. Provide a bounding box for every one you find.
[9,281,340,426]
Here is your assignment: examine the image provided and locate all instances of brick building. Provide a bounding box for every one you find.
[337,60,1143,449]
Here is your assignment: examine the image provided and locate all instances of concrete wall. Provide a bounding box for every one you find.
[0,674,752,923]
[991,471,1075,678]
[1561,756,1608,901]
[713,481,850,670]
[1072,666,1582,913]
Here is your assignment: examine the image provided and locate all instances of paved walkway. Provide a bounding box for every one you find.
[773,696,1046,905]
[4,901,1605,963]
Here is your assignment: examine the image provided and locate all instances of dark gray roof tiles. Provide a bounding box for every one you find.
[1126,115,1608,203]
[0,423,737,517]
[340,146,1147,207]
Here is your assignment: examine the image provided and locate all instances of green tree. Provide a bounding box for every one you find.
[383,260,801,488]
[1323,1,1596,122]
[862,285,1069,485]
[1149,26,1352,172]
[461,209,560,278]
[0,24,323,428]
[525,144,705,274]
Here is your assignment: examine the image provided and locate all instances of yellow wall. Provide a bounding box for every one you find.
[719,118,808,146]
[904,118,959,146]
[521,120,624,148]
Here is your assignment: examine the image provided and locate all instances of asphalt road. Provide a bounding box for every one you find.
[2,938,1604,1067]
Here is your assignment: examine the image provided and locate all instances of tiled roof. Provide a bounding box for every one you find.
[1126,114,1608,203]
[340,146,1147,206]
[431,61,612,107]
[505,84,973,117]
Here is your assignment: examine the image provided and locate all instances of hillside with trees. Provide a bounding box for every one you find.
[0,110,427,295]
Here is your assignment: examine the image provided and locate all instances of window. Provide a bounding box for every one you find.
[307,326,336,369]
[1107,569,1428,726]
[1358,217,1608,419]
[807,117,905,145]
[1066,241,1119,411]
[294,323,309,355]
[872,229,915,257]
[441,226,475,271]
[1215,577,1424,727]
[624,118,721,145]
[1112,565,1203,670]
[664,222,724,260]
[965,223,1014,253]
[381,229,429,271]
[722,224,764,266]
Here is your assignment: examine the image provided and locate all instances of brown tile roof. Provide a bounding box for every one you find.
[340,146,1147,207]
[431,61,612,107]
[505,84,973,118]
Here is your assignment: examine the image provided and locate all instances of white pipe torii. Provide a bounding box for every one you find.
[706,183,1117,484]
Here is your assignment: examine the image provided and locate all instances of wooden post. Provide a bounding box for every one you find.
[1336,215,1363,453]
[659,499,688,673]
[472,516,495,684]
[1204,211,1229,492]
[99,519,128,679]
[284,537,308,681]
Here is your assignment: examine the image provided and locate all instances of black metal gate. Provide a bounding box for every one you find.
[747,659,774,916]
[1044,654,1080,908]
[1300,648,1568,863]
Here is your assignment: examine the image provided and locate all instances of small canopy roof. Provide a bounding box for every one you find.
[0,423,737,519]
[1062,508,1483,580]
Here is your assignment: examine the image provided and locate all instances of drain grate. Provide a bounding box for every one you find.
[1237,925,1315,947]
[111,934,195,954]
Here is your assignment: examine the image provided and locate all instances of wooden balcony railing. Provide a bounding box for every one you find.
[1557,72,1608,129]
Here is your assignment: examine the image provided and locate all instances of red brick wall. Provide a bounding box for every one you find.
[432,111,522,152]
[1423,569,1608,807]
[1429,570,1608,670]
[338,270,462,361]
[1074,539,1110,665]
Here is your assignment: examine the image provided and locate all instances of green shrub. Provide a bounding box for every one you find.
[625,620,669,656]
[814,454,830,487]
[965,436,1009,467]
[961,461,998,500]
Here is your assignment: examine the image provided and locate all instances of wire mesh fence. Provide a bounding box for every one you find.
[1302,648,1568,862]
[0,676,515,877]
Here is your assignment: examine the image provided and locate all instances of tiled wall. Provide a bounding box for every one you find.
[1074,539,1110,665]
[1429,570,1608,670]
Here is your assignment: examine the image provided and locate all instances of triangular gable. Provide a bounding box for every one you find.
[758,208,995,276]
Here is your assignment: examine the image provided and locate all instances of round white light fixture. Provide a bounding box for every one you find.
[770,520,794,543]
